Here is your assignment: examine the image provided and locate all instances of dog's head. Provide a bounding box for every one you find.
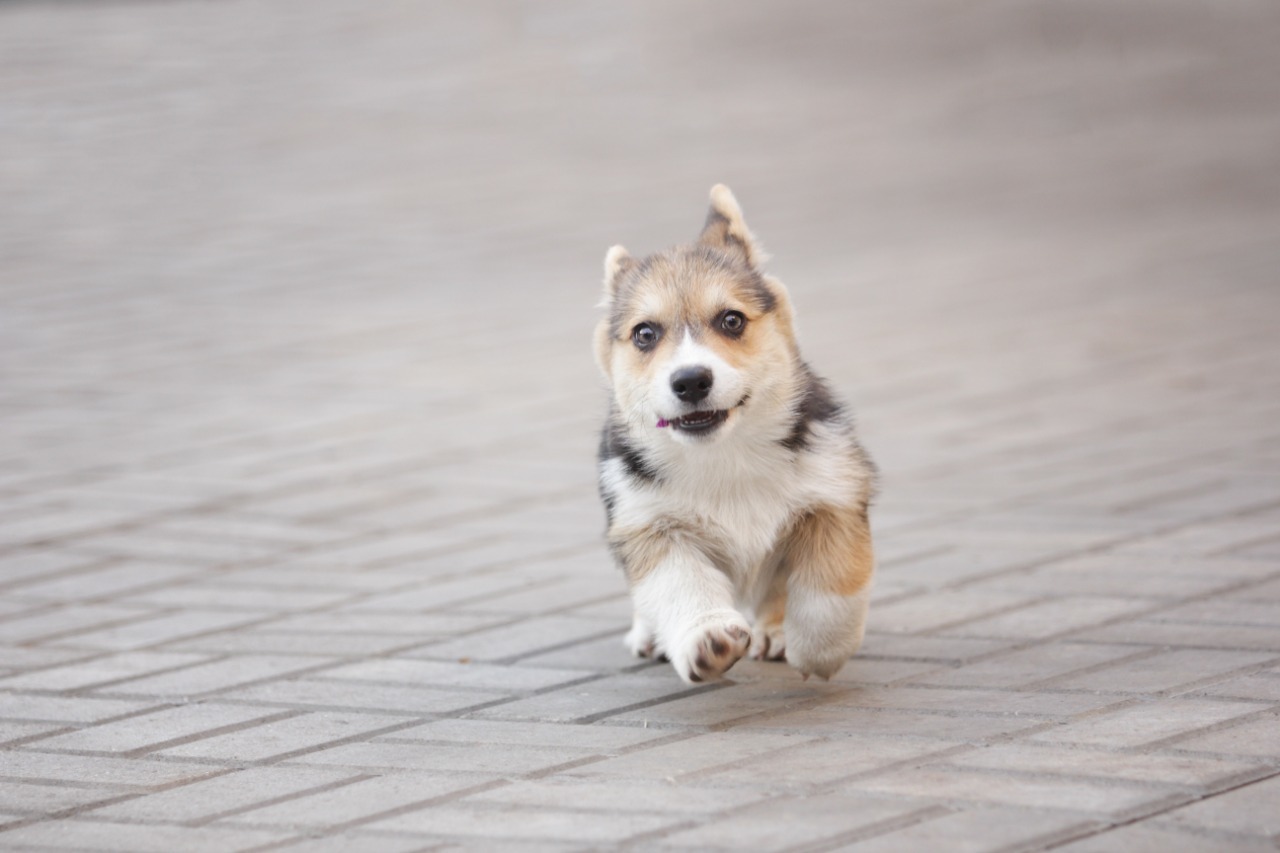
[595,185,799,444]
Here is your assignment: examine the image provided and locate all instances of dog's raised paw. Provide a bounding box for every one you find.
[673,618,751,683]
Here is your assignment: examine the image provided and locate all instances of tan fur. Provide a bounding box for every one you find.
[782,503,875,597]
[608,518,729,585]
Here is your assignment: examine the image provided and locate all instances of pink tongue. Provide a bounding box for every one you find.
[656,418,670,428]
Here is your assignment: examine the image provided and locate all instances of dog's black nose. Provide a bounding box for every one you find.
[670,366,714,404]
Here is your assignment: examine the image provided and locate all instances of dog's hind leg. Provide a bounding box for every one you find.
[748,562,788,661]
[780,505,875,680]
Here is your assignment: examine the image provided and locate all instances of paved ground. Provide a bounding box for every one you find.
[3,1,1280,851]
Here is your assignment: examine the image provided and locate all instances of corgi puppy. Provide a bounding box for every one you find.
[594,185,877,683]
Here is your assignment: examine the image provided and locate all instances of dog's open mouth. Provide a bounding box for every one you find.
[661,409,730,433]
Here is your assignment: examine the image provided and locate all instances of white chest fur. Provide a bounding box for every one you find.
[601,421,862,589]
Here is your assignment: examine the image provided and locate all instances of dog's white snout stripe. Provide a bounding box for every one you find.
[653,331,744,415]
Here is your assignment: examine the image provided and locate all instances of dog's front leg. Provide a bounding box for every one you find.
[619,534,750,683]
[782,505,875,680]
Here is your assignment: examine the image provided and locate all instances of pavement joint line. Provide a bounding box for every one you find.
[0,460,577,560]
[296,778,516,838]
[1138,819,1280,847]
[609,788,822,851]
[57,611,297,655]
[1207,529,1280,558]
[491,627,627,666]
[0,726,81,749]
[0,791,155,836]
[117,709,305,759]
[796,806,970,853]
[93,660,408,702]
[915,761,1275,796]
[183,667,620,722]
[185,772,376,828]
[303,672,593,699]
[1147,609,1280,631]
[4,706,301,758]
[0,601,65,624]
[335,535,601,579]
[18,656,233,697]
[1011,647,1180,691]
[1039,765,1280,851]
[940,529,1280,600]
[0,555,127,595]
[0,762,234,796]
[0,607,173,647]
[470,590,633,623]
[1117,704,1280,753]
[9,570,246,612]
[1111,477,1232,515]
[883,317,1280,434]
[1065,636,1280,654]
[570,683,732,725]
[165,697,486,720]
[875,543,957,569]
[895,645,1163,690]
[872,546,1182,613]
[33,562,601,657]
[1156,658,1280,698]
[339,618,592,660]
[919,567,1280,646]
[789,742,999,790]
[888,457,1280,543]
[0,700,179,733]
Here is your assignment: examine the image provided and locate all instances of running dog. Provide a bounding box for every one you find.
[594,185,876,683]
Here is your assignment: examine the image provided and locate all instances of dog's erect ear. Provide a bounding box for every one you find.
[698,184,763,268]
[601,244,634,303]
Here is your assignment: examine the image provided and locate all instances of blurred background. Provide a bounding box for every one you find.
[2,1,1279,655]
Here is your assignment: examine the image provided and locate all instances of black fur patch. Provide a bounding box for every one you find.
[599,486,616,527]
[782,366,843,452]
[599,416,660,483]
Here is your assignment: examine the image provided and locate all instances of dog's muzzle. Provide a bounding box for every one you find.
[656,395,749,433]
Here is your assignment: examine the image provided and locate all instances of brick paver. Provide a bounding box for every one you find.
[2,1,1279,850]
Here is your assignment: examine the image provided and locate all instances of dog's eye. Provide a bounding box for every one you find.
[719,310,746,337]
[631,323,660,350]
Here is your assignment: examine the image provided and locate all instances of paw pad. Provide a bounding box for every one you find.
[678,620,751,683]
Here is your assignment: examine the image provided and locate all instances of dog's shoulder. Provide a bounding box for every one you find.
[780,363,845,452]
[782,365,878,510]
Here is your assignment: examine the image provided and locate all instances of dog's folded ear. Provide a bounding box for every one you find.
[699,184,763,269]
[601,244,634,302]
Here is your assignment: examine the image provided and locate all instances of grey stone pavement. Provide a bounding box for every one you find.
[2,1,1279,850]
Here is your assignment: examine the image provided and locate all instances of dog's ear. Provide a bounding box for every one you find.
[601,244,634,303]
[698,184,763,268]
